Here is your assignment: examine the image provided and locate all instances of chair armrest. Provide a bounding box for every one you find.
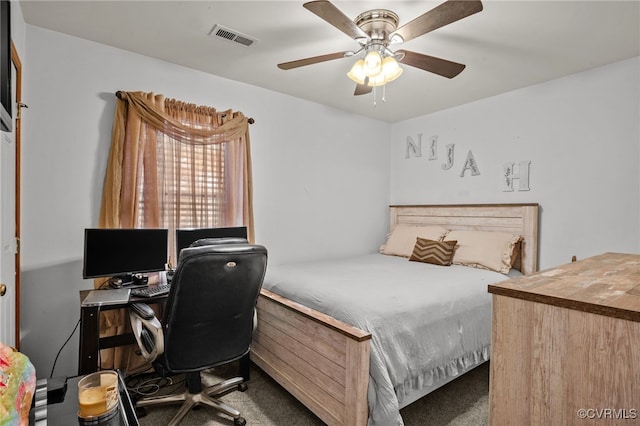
[130,302,156,320]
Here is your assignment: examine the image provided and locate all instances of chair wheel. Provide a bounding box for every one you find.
[238,383,248,392]
[234,416,246,426]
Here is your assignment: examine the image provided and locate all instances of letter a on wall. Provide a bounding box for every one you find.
[460,150,480,177]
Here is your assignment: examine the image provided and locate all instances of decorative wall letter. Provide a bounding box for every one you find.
[502,161,531,191]
[460,150,480,177]
[442,144,455,170]
[405,134,422,159]
[429,135,438,160]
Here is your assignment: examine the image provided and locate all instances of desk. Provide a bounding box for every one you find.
[487,253,640,425]
[78,289,251,380]
[78,289,168,376]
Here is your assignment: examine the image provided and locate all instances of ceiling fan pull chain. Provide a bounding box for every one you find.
[373,86,377,107]
[382,84,387,103]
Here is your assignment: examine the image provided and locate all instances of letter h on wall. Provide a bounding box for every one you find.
[502,161,531,191]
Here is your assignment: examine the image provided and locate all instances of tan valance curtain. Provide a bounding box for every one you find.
[96,91,254,372]
[100,91,254,240]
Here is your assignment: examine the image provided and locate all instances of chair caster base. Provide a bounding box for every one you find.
[234,417,246,426]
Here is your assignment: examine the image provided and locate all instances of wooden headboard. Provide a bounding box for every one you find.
[389,204,540,275]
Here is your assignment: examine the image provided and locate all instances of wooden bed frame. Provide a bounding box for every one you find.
[251,203,539,425]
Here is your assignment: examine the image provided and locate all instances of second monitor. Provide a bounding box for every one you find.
[175,226,248,259]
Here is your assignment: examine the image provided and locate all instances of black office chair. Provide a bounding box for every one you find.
[128,238,267,426]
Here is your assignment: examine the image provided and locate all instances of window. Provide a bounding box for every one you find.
[137,137,227,229]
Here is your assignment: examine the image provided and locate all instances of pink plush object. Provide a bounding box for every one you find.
[0,342,36,426]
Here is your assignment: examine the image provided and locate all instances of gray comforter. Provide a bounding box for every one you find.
[262,253,511,426]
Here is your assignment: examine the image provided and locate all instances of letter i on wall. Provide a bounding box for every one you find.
[429,136,438,160]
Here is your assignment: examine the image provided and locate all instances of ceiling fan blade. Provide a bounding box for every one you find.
[278,51,348,70]
[303,0,368,40]
[391,0,483,43]
[397,50,466,79]
[354,83,372,96]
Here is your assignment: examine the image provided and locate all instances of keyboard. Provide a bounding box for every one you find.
[130,284,171,298]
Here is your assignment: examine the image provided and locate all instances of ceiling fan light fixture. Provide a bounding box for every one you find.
[367,73,387,87]
[347,59,367,85]
[363,50,382,77]
[349,53,403,87]
[381,56,403,83]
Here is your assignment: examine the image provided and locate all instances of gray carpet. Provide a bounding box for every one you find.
[130,361,489,426]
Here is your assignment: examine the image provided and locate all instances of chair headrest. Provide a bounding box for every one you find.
[178,239,266,264]
[189,237,248,247]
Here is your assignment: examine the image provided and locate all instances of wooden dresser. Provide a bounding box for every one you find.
[488,252,640,426]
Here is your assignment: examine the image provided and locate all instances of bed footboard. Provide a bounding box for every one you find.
[251,289,372,426]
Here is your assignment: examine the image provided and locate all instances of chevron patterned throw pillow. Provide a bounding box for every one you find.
[409,238,458,266]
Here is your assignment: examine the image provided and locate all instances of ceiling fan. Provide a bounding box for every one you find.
[278,0,483,96]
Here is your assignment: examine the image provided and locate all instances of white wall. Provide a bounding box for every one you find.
[20,25,390,377]
[390,57,640,270]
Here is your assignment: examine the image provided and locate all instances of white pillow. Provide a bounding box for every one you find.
[446,230,523,274]
[381,224,449,258]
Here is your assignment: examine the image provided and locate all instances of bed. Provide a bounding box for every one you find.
[250,204,539,426]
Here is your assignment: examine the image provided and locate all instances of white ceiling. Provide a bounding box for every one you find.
[19,1,640,123]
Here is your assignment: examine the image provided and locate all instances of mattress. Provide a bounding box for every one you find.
[262,253,515,426]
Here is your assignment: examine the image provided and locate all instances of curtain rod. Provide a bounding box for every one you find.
[115,91,254,124]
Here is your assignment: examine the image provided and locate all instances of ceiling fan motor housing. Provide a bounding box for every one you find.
[354,9,399,44]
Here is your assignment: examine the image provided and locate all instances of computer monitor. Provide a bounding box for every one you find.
[82,228,168,280]
[175,226,247,259]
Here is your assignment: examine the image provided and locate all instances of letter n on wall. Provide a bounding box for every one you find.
[405,134,422,159]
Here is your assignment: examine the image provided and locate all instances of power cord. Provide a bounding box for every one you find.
[125,369,183,399]
[49,317,81,378]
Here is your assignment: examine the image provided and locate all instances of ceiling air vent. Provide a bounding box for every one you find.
[208,24,257,47]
